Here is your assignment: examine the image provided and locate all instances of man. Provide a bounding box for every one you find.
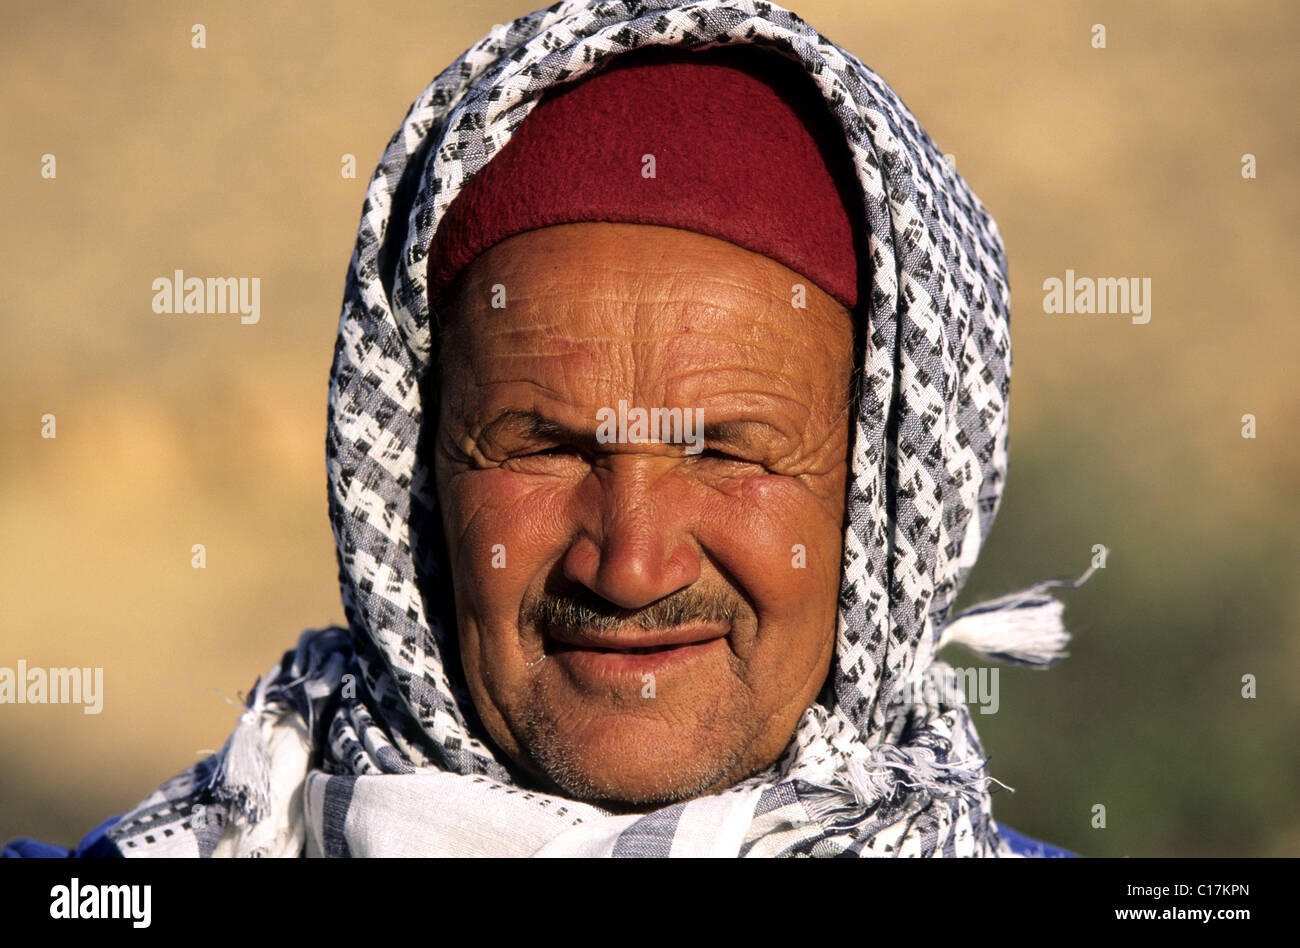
[7,0,1080,857]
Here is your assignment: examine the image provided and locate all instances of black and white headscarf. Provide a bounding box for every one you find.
[108,0,1084,858]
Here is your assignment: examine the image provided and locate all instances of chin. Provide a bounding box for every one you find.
[519,708,751,810]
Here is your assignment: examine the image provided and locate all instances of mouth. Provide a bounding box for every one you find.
[547,625,724,649]
[541,625,729,678]
[549,643,685,657]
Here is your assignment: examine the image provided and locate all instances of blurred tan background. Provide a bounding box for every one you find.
[2,1,1296,856]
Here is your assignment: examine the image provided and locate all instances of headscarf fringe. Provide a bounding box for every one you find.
[806,741,992,819]
[205,671,277,826]
[937,564,1097,667]
[203,628,351,827]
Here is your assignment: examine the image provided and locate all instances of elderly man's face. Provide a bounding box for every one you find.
[433,222,853,809]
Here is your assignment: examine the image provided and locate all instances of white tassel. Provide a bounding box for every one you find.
[201,633,348,829]
[207,674,276,826]
[937,564,1096,667]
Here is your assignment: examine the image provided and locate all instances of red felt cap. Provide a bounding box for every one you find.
[427,44,862,310]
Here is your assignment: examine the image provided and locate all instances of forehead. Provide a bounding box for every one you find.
[435,222,853,409]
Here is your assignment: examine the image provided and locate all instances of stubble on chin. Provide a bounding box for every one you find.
[512,676,752,812]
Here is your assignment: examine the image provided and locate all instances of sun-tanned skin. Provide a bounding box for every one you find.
[432,221,854,812]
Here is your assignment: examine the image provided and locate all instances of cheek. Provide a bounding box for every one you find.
[447,468,558,541]
[437,469,574,744]
[439,469,574,625]
[691,473,843,688]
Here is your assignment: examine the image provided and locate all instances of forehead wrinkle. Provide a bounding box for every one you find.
[461,257,843,352]
[505,290,774,309]
[621,279,775,403]
[658,368,829,426]
[453,319,846,441]
[458,317,844,388]
[444,234,853,427]
[518,245,796,304]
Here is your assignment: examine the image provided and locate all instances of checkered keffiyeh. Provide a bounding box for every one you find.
[108,0,1082,858]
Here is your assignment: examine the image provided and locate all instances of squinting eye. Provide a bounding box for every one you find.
[523,445,580,458]
[701,448,749,463]
[501,444,588,474]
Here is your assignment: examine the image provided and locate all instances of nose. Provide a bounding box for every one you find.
[561,458,700,610]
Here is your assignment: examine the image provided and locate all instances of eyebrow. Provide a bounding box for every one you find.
[488,410,592,446]
[482,409,781,451]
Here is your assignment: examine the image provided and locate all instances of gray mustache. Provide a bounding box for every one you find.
[522,588,738,633]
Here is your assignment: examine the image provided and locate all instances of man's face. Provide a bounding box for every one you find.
[432,222,853,810]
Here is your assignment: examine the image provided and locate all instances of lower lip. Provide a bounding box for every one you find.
[549,637,727,681]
